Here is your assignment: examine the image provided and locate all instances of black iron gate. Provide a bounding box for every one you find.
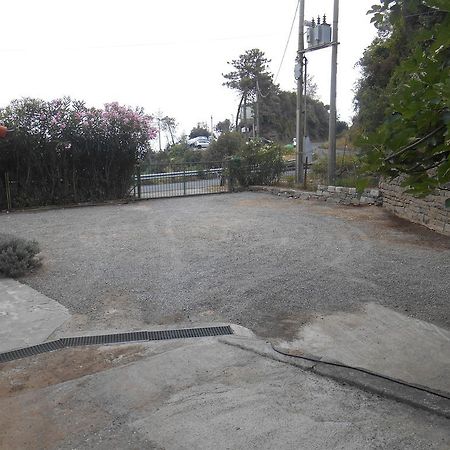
[130,162,230,200]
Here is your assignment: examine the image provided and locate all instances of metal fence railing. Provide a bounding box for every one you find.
[130,162,230,199]
[278,158,312,189]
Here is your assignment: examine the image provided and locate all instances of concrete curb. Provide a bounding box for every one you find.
[218,336,315,371]
[219,336,450,419]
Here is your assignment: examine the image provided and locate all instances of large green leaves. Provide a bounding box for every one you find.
[360,0,449,194]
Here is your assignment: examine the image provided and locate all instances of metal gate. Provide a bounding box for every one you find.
[130,162,230,199]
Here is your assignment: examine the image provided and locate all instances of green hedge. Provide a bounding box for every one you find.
[0,98,157,208]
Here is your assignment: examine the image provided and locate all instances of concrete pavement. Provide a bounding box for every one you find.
[0,278,70,352]
[1,338,450,450]
[1,279,450,449]
[278,302,450,395]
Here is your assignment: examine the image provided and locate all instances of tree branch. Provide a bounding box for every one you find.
[384,125,445,161]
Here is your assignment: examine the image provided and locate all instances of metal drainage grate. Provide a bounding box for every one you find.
[0,340,64,363]
[0,326,233,363]
[61,331,150,347]
[147,326,232,341]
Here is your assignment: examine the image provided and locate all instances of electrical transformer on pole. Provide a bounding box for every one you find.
[295,0,339,185]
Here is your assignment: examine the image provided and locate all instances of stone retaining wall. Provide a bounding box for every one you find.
[380,178,450,236]
[249,185,382,206]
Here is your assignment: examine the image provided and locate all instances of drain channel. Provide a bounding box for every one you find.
[0,325,233,363]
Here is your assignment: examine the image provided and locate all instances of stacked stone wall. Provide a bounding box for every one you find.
[249,185,382,206]
[380,178,450,236]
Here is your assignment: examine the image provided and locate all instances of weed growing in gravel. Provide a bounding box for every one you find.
[0,234,41,277]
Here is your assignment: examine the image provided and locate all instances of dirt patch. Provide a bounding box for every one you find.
[253,312,318,342]
[0,344,145,398]
[236,195,449,250]
[53,290,146,335]
[234,198,294,209]
[308,203,450,250]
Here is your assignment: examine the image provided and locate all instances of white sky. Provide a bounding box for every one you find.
[1,0,377,147]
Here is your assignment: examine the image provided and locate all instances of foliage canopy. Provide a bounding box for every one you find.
[354,0,449,194]
[223,48,331,143]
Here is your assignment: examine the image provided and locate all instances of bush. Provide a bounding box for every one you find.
[229,139,285,187]
[0,234,41,277]
[0,98,157,208]
[204,132,245,162]
[312,154,360,180]
[310,154,378,191]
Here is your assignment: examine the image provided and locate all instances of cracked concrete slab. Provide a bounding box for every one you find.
[282,302,450,394]
[0,278,70,352]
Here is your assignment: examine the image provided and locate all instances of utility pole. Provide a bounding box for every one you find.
[295,0,305,184]
[243,92,248,137]
[328,0,339,185]
[210,115,214,140]
[303,56,308,139]
[256,78,261,138]
[158,118,162,152]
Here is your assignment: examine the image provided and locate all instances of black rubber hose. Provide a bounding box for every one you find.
[271,344,450,401]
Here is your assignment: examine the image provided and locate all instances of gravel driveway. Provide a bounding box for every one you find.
[1,192,449,339]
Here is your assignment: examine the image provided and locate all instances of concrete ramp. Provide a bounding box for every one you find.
[284,303,450,394]
[0,278,70,352]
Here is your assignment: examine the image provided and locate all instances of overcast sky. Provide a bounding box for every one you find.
[1,0,377,147]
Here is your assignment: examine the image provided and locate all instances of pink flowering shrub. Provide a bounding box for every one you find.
[0,97,157,207]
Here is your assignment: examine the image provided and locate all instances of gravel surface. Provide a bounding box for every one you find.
[1,192,449,339]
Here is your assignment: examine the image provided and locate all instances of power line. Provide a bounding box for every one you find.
[274,0,300,83]
[256,78,270,98]
[0,33,279,53]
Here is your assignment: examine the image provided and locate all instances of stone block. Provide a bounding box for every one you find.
[370,189,380,197]
[349,188,357,195]
[327,186,336,192]
[326,197,339,203]
[335,186,343,193]
[428,220,445,232]
[360,196,374,205]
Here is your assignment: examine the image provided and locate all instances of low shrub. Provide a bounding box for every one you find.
[308,153,379,191]
[0,234,41,277]
[229,139,285,187]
